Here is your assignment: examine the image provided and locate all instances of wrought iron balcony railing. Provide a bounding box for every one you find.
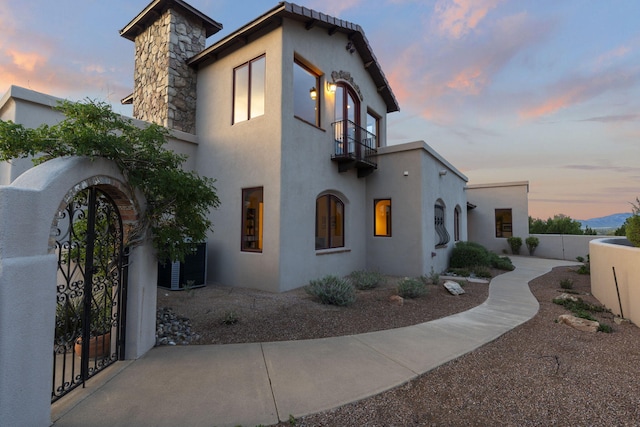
[331,120,377,176]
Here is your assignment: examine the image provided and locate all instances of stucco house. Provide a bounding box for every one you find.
[1,0,529,293]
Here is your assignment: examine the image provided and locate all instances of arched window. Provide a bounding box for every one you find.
[435,202,450,247]
[316,194,344,249]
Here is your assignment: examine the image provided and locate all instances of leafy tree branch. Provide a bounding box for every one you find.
[0,100,220,262]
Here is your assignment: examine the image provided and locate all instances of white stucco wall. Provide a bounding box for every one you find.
[466,182,529,254]
[530,234,600,260]
[366,141,468,276]
[0,157,157,426]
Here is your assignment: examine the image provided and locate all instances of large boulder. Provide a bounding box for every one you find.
[558,314,599,332]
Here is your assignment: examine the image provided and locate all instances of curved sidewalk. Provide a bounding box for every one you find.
[52,256,579,427]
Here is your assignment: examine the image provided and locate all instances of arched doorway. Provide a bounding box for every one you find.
[51,186,128,402]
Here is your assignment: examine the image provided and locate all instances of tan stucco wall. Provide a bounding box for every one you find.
[590,238,640,326]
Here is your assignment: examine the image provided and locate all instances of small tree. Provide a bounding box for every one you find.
[507,236,522,255]
[525,236,539,255]
[626,198,640,247]
[0,100,220,263]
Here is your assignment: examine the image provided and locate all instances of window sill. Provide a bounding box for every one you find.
[315,248,351,256]
[294,115,325,132]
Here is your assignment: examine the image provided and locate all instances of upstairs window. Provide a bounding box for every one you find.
[294,59,320,126]
[366,110,380,148]
[495,208,513,238]
[316,194,344,250]
[374,199,391,237]
[242,187,263,252]
[435,203,450,247]
[233,55,265,124]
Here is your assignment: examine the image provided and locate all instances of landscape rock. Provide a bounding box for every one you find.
[156,307,200,346]
[558,314,599,332]
[389,295,404,306]
[444,280,465,295]
[556,293,579,302]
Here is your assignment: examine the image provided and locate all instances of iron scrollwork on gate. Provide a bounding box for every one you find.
[52,187,127,403]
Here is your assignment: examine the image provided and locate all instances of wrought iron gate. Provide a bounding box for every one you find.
[52,187,128,403]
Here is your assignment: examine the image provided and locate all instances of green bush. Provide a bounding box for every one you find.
[449,241,490,269]
[472,266,492,278]
[525,236,539,255]
[489,253,515,271]
[450,241,514,272]
[397,277,428,299]
[507,237,523,255]
[626,213,640,247]
[306,275,356,306]
[348,270,384,290]
[420,267,440,285]
[560,279,573,290]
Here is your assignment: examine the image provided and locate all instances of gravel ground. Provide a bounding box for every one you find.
[157,266,640,426]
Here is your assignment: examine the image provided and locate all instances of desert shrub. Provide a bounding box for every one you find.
[598,323,613,333]
[472,266,492,278]
[420,267,440,285]
[397,277,428,299]
[489,253,515,271]
[449,241,490,269]
[525,236,540,255]
[507,237,523,255]
[221,310,239,325]
[560,279,574,289]
[306,275,356,306]
[576,255,590,275]
[348,270,384,290]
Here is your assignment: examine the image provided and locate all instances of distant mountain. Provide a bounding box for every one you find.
[578,213,632,229]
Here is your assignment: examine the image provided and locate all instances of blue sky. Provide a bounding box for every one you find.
[2,0,639,220]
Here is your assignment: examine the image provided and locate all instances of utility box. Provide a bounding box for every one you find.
[157,243,207,290]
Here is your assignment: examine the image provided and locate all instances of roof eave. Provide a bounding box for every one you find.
[188,1,399,113]
[120,0,222,41]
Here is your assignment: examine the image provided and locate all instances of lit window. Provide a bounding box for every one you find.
[374,199,391,237]
[316,194,344,249]
[435,203,450,247]
[294,59,319,126]
[233,56,265,124]
[495,209,513,238]
[242,187,263,252]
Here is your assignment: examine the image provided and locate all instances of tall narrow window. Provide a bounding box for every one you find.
[495,208,513,238]
[366,110,380,148]
[454,206,461,242]
[316,194,344,249]
[294,59,319,126]
[334,84,360,156]
[233,55,266,124]
[435,203,450,247]
[242,187,263,252]
[374,199,391,237]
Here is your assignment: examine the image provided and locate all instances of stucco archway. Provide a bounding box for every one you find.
[0,156,158,426]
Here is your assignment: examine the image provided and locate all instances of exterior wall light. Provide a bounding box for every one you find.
[439,170,448,176]
[309,87,317,100]
[326,81,337,93]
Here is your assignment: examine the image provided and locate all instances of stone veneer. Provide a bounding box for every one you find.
[133,8,205,134]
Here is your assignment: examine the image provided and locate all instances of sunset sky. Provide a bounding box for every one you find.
[1,0,639,220]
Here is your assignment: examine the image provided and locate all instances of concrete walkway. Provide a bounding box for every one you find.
[51,256,579,427]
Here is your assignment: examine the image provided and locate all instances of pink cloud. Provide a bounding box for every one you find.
[6,49,46,72]
[519,67,640,119]
[434,0,503,39]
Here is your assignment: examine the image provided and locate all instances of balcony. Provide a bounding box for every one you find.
[331,120,377,177]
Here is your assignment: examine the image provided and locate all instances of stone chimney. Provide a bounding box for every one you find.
[120,0,222,134]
